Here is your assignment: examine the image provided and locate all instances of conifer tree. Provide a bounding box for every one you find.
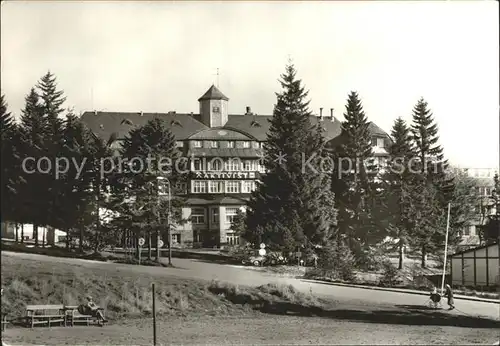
[331,91,378,257]
[119,117,186,261]
[0,95,22,229]
[245,63,337,252]
[36,72,68,243]
[410,98,453,267]
[58,111,96,249]
[381,117,418,269]
[18,88,49,246]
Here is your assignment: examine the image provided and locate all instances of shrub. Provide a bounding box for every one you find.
[379,260,399,286]
[316,242,355,282]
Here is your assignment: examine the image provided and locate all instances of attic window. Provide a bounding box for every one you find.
[99,124,104,129]
[171,120,182,127]
[250,120,261,127]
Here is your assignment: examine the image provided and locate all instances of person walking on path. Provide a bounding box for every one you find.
[444,284,455,310]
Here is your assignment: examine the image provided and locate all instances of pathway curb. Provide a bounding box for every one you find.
[301,279,499,304]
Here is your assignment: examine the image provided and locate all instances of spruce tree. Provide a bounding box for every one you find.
[245,63,337,252]
[37,72,67,245]
[18,88,49,246]
[332,91,378,258]
[381,117,418,269]
[58,111,96,249]
[0,95,22,228]
[410,98,453,267]
[119,117,186,261]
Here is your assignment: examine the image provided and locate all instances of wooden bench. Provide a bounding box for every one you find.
[25,305,65,328]
[63,305,106,326]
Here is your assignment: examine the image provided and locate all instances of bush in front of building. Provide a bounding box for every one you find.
[312,241,356,282]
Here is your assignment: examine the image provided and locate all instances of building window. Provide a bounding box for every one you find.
[225,159,241,171]
[226,181,240,193]
[192,181,207,193]
[261,143,265,150]
[193,141,202,148]
[213,106,220,113]
[191,208,205,224]
[242,180,256,193]
[176,141,184,148]
[377,138,385,148]
[463,226,470,236]
[209,181,224,193]
[211,208,219,224]
[227,141,235,148]
[192,158,204,171]
[209,141,218,148]
[252,141,259,149]
[371,138,377,146]
[243,160,256,171]
[226,207,238,224]
[242,141,250,148]
[208,159,223,171]
[171,234,181,244]
[194,230,203,243]
[226,232,240,245]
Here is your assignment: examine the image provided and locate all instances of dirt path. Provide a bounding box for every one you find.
[3,315,499,345]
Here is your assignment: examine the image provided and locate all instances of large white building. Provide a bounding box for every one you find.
[81,85,390,248]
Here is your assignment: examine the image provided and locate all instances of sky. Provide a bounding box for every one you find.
[1,1,499,169]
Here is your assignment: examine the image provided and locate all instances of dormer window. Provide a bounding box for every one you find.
[377,138,385,148]
[176,141,184,148]
[193,141,202,148]
[212,106,220,113]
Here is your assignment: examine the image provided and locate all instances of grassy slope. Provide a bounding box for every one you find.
[0,255,322,321]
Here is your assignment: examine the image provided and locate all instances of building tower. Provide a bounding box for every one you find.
[198,85,229,128]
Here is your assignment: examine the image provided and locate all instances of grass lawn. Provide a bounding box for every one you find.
[1,253,499,345]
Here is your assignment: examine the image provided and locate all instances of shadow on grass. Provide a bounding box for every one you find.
[260,302,499,329]
[208,282,499,329]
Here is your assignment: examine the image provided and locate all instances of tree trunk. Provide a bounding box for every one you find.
[95,183,100,254]
[79,226,84,253]
[34,224,39,247]
[421,243,426,268]
[42,226,46,248]
[21,224,24,244]
[135,234,140,260]
[398,240,404,270]
[147,231,152,260]
[155,230,160,262]
[66,229,70,250]
[15,223,19,243]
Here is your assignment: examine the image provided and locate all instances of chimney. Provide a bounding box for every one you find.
[94,110,98,116]
[330,108,335,122]
[246,106,252,115]
[140,111,143,116]
[319,107,323,121]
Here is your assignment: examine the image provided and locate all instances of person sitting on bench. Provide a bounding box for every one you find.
[78,296,107,323]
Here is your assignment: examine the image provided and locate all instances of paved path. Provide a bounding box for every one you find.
[3,251,499,321]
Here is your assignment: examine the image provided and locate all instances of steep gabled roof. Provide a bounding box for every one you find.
[80,111,388,144]
[80,111,208,140]
[198,85,229,101]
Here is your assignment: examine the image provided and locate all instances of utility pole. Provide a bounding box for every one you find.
[441,203,451,294]
[157,176,172,266]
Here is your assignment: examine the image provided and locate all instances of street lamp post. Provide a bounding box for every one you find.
[157,176,172,266]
